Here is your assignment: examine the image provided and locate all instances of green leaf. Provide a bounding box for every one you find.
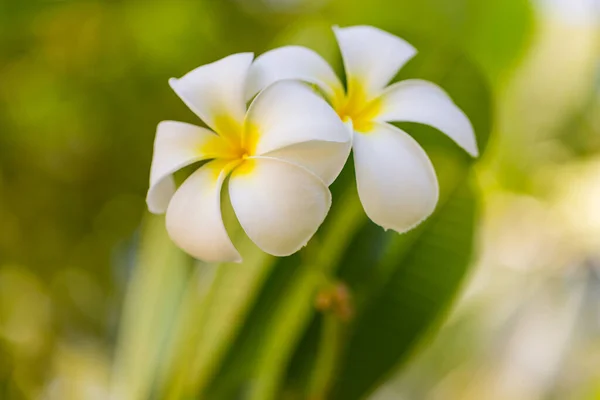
[331,177,477,400]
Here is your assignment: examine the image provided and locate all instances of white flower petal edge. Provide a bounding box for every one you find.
[169,53,253,135]
[246,80,350,184]
[264,119,352,184]
[264,140,350,187]
[333,25,416,98]
[147,121,230,214]
[166,160,241,263]
[353,123,439,232]
[376,80,479,157]
[247,80,349,152]
[245,46,343,102]
[228,157,331,257]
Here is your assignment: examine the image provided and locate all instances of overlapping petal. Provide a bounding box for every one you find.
[228,157,331,257]
[166,160,241,263]
[245,80,350,184]
[245,46,343,101]
[352,123,439,232]
[169,53,253,141]
[263,140,350,186]
[147,121,234,214]
[333,25,416,98]
[376,80,479,156]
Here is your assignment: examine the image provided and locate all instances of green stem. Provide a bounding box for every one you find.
[184,244,275,397]
[110,215,189,400]
[247,187,365,400]
[157,264,220,400]
[247,267,326,400]
[156,189,277,400]
[172,188,277,399]
[307,313,345,400]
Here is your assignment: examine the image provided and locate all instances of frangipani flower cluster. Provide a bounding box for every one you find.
[147,26,478,263]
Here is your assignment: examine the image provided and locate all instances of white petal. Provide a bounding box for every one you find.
[228,157,331,257]
[333,25,416,98]
[169,53,253,137]
[263,140,351,185]
[247,80,349,152]
[376,80,479,157]
[147,121,233,214]
[352,123,439,232]
[245,46,343,101]
[245,80,350,182]
[166,160,241,263]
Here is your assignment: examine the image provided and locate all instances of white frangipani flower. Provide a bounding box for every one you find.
[147,53,350,262]
[246,25,479,232]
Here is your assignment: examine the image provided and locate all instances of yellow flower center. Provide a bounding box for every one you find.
[198,114,260,176]
[333,79,382,133]
[211,115,253,155]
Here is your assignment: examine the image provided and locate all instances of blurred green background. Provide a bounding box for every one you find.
[1,0,599,399]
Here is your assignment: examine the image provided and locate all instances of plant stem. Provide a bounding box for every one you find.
[307,313,345,400]
[110,215,189,400]
[247,186,365,400]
